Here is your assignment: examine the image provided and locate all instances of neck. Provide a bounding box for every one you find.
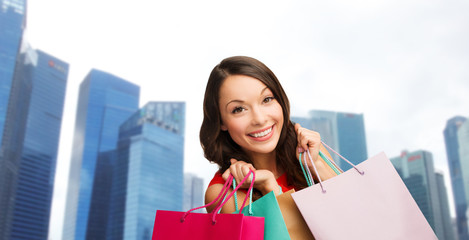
[247,151,283,178]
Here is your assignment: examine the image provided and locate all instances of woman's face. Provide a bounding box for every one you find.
[219,74,284,156]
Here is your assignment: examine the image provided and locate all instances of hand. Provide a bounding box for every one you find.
[295,123,337,181]
[222,159,279,195]
[295,123,321,165]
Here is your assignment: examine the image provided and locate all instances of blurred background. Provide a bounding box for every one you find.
[1,0,468,239]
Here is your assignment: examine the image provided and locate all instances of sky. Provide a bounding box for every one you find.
[24,0,469,239]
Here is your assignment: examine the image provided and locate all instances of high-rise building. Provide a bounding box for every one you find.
[11,48,68,239]
[457,119,469,240]
[391,150,454,239]
[435,172,457,240]
[0,0,26,145]
[0,40,68,240]
[0,1,27,238]
[444,116,469,240]
[62,70,140,240]
[104,101,185,240]
[184,173,205,212]
[291,110,368,171]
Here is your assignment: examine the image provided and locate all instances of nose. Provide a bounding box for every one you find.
[251,106,266,126]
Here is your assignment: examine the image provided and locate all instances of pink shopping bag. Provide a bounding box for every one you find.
[152,170,264,240]
[292,148,437,240]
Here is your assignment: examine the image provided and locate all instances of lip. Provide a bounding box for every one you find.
[247,124,275,142]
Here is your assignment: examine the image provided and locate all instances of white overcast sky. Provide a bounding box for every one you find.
[25,0,469,239]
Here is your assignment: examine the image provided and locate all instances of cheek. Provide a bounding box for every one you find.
[273,104,284,123]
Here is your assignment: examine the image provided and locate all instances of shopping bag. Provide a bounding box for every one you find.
[291,147,438,240]
[152,170,264,240]
[235,190,291,240]
[277,189,314,240]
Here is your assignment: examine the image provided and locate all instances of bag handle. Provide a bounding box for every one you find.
[320,141,364,175]
[230,178,255,215]
[302,141,364,193]
[181,170,255,224]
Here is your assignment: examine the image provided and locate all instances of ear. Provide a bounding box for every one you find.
[220,123,228,131]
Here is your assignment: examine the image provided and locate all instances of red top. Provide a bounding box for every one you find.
[208,171,296,193]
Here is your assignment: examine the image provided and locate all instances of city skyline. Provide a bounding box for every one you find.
[19,1,469,239]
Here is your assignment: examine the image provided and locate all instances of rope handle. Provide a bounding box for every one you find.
[181,173,234,221]
[181,170,255,224]
[320,141,364,175]
[212,170,255,222]
[303,142,365,193]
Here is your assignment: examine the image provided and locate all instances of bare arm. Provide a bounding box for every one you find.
[204,184,248,213]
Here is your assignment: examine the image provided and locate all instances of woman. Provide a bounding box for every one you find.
[200,56,337,213]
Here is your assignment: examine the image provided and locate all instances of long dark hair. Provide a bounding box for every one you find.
[199,56,308,191]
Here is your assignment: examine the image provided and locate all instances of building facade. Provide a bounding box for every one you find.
[435,172,457,240]
[10,49,68,239]
[0,1,27,238]
[457,119,469,240]
[103,101,185,240]
[291,110,368,171]
[444,116,469,240]
[62,70,140,240]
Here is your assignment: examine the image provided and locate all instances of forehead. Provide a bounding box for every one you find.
[219,75,269,100]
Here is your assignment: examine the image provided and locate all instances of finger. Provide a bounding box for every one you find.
[296,126,309,152]
[221,168,231,181]
[229,163,241,185]
[294,123,301,132]
[242,165,252,180]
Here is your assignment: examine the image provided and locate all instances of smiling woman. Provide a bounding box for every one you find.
[219,74,284,155]
[200,56,338,213]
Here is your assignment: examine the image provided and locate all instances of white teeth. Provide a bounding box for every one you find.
[250,127,272,138]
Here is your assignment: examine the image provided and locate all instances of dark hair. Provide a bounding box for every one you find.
[199,56,308,191]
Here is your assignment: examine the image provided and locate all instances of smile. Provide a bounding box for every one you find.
[250,128,272,138]
[248,126,273,138]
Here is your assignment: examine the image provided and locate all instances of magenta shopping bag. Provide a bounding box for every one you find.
[152,170,264,240]
[292,147,437,240]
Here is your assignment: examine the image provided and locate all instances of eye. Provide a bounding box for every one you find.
[263,96,275,103]
[231,106,245,114]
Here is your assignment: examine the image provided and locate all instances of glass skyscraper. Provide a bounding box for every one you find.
[444,116,469,240]
[62,70,140,240]
[291,110,368,171]
[0,0,26,145]
[0,1,27,237]
[435,172,457,240]
[391,150,455,240]
[457,119,469,240]
[183,173,205,212]
[103,101,185,240]
[10,48,69,239]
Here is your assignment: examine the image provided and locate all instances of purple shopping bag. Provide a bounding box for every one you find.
[152,170,264,240]
[292,148,437,240]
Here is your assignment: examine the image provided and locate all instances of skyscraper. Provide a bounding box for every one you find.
[457,119,469,240]
[0,1,27,237]
[391,150,454,240]
[444,116,469,240]
[9,48,68,239]
[62,70,140,240]
[184,173,205,212]
[0,0,26,145]
[104,101,185,240]
[291,110,368,171]
[435,172,457,240]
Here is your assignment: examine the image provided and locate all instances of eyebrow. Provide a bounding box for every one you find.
[224,86,270,109]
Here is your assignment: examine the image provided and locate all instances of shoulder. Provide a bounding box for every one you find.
[208,171,225,186]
